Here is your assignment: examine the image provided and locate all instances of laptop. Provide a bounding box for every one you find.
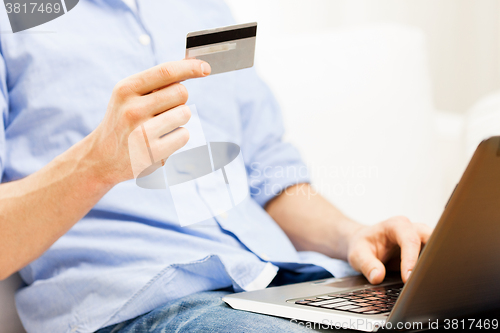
[223,136,500,331]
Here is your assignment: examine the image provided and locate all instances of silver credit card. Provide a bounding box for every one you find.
[185,22,257,75]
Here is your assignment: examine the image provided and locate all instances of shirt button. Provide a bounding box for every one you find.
[219,211,228,219]
[139,34,151,46]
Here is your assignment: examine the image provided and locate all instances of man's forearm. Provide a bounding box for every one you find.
[0,60,210,280]
[265,183,363,260]
[0,133,113,279]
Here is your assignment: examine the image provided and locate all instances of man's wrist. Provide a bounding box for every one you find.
[325,217,364,261]
[344,220,365,258]
[59,132,118,192]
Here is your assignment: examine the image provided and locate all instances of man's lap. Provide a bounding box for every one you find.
[97,290,326,333]
[96,269,348,333]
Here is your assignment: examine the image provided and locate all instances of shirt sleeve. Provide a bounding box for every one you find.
[237,68,311,207]
[0,43,8,183]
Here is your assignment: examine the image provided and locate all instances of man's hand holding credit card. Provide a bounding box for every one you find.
[186,22,257,75]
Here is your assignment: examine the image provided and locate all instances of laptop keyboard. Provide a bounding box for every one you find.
[294,283,404,315]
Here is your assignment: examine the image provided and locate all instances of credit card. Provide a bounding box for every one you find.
[185,22,257,75]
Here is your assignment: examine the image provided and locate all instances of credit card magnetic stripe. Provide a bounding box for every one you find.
[187,24,257,49]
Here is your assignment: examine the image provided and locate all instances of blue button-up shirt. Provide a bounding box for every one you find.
[0,1,355,332]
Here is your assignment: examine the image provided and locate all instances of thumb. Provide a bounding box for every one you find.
[348,242,386,284]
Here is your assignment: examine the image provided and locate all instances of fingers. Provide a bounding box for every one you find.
[112,60,209,134]
[149,127,190,163]
[128,125,190,179]
[348,240,386,285]
[414,223,433,245]
[121,59,211,96]
[385,217,422,283]
[128,125,156,179]
[140,105,191,163]
[127,104,191,178]
[347,218,434,286]
[140,83,189,117]
[142,105,191,139]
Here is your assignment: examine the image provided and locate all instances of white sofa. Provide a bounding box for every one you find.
[0,24,468,333]
[465,90,500,160]
[254,24,467,226]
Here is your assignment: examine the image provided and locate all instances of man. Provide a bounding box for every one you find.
[0,1,431,332]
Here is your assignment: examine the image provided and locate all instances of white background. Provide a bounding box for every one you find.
[225,0,500,115]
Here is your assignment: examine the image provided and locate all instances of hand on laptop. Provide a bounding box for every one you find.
[266,184,433,286]
[346,216,433,284]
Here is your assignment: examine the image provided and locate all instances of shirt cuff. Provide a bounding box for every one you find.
[242,262,279,291]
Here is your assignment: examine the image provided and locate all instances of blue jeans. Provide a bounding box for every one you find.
[96,270,348,333]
